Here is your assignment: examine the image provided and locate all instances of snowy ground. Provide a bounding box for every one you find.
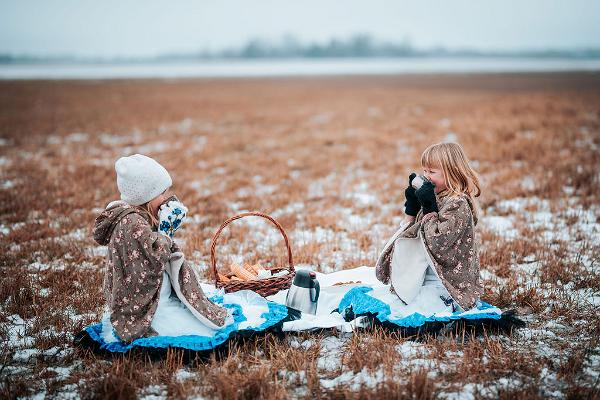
[0,75,599,399]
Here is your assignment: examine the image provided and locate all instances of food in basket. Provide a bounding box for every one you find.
[227,262,275,281]
[231,263,257,281]
[211,212,295,297]
[247,263,272,279]
[247,263,265,274]
[332,280,362,286]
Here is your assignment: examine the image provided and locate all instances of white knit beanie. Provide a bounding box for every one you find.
[115,154,172,206]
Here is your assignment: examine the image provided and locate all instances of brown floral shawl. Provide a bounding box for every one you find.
[375,193,482,310]
[93,201,227,342]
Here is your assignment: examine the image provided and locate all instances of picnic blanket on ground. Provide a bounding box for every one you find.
[266,267,511,332]
[76,267,523,355]
[79,289,290,354]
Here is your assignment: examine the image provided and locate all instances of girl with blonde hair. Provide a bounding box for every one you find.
[376,142,482,313]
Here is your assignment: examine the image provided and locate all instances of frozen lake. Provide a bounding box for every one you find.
[1,57,600,80]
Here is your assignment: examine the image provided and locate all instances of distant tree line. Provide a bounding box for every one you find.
[2,34,600,63]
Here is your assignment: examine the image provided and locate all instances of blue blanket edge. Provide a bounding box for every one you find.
[338,286,503,328]
[86,300,289,353]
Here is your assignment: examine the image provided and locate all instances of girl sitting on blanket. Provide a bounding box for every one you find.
[93,154,228,342]
[376,142,482,313]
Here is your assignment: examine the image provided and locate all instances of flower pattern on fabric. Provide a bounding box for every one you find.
[376,194,481,310]
[93,201,225,342]
[177,265,228,326]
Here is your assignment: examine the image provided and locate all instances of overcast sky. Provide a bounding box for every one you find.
[1,0,599,58]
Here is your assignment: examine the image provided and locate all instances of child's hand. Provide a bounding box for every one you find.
[404,173,421,216]
[415,181,439,214]
[158,198,188,238]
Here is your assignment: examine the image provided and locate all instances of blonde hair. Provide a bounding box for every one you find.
[421,142,481,221]
[135,202,159,228]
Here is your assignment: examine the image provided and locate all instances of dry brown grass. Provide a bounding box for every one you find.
[0,73,599,398]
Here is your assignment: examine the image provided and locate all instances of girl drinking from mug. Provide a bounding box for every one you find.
[93,154,229,342]
[376,142,482,313]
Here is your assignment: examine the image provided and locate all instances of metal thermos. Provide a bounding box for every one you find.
[285,270,320,315]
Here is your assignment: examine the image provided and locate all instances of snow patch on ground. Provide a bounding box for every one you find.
[317,336,347,372]
[396,341,430,359]
[485,196,600,243]
[480,215,519,239]
[138,384,168,400]
[2,179,15,189]
[320,367,384,390]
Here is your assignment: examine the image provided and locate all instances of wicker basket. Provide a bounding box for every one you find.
[210,212,295,297]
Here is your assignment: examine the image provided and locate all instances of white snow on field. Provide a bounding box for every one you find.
[124,141,171,155]
[440,378,524,400]
[99,133,130,145]
[445,132,458,142]
[188,180,213,197]
[583,349,600,380]
[293,227,336,244]
[5,314,34,349]
[317,336,346,372]
[396,341,430,358]
[320,367,385,390]
[272,201,305,218]
[255,184,278,196]
[66,132,88,142]
[480,215,519,239]
[139,385,168,400]
[12,346,72,363]
[345,181,379,208]
[338,207,372,231]
[158,118,198,135]
[174,368,196,383]
[310,112,333,125]
[578,288,600,307]
[85,245,108,257]
[484,196,600,243]
[512,260,542,284]
[307,173,335,199]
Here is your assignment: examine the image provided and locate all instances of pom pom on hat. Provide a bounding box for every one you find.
[115,154,172,205]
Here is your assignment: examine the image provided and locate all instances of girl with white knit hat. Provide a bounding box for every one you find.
[93,154,229,343]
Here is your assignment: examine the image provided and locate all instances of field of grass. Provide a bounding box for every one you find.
[0,73,599,399]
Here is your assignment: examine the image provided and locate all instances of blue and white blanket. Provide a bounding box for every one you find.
[85,289,289,353]
[81,267,505,353]
[267,266,502,331]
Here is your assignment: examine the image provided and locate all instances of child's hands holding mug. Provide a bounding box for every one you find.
[404,173,421,216]
[158,196,188,238]
[415,180,439,215]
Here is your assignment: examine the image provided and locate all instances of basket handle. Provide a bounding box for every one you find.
[210,212,295,286]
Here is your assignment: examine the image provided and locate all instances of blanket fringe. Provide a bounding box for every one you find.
[365,308,527,339]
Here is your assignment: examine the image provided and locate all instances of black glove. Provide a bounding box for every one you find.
[404,173,421,217]
[415,181,439,214]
